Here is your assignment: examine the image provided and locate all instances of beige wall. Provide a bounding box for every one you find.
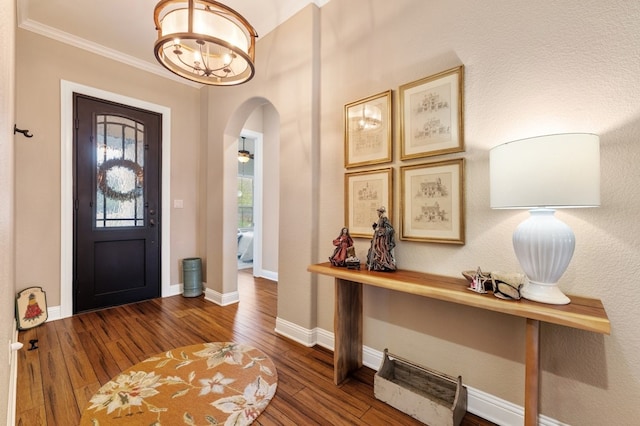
[9,0,640,424]
[315,0,640,424]
[14,29,201,306]
[261,106,280,274]
[243,107,264,133]
[0,0,15,421]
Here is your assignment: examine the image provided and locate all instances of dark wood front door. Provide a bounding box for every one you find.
[73,94,162,313]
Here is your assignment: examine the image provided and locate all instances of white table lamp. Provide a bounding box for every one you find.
[490,133,600,304]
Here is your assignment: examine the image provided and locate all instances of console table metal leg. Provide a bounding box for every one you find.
[525,318,540,426]
[334,278,363,385]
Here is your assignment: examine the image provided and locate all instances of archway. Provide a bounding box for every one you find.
[214,98,280,303]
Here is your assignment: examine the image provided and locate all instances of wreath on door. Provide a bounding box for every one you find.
[97,158,144,201]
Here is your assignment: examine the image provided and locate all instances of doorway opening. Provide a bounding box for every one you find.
[237,136,254,270]
[236,130,263,274]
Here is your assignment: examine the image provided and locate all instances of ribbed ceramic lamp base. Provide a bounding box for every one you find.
[513,209,575,305]
[520,280,571,305]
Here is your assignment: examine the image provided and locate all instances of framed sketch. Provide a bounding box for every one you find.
[344,90,392,168]
[16,286,48,330]
[400,66,464,160]
[400,158,465,244]
[345,167,393,238]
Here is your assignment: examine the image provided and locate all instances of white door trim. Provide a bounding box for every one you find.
[60,80,172,318]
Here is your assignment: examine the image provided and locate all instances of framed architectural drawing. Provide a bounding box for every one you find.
[345,167,393,238]
[16,286,48,330]
[344,90,392,168]
[400,158,465,244]
[400,66,464,160]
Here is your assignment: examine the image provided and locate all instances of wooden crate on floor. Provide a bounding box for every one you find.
[374,349,467,426]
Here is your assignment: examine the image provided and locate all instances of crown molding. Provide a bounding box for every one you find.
[17,17,201,88]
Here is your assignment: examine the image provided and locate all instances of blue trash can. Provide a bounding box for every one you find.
[182,258,202,297]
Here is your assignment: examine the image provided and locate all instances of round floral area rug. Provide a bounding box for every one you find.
[80,342,278,426]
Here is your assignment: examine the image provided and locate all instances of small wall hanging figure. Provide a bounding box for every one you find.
[366,206,397,272]
[16,286,48,330]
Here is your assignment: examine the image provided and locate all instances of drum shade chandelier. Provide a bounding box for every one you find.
[153,0,258,85]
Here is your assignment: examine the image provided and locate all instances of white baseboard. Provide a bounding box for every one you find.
[7,321,18,426]
[274,319,567,426]
[166,283,184,297]
[258,269,278,282]
[315,326,334,350]
[204,287,240,306]
[47,305,61,321]
[466,386,525,425]
[274,317,316,347]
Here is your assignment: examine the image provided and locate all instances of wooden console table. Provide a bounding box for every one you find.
[307,262,610,426]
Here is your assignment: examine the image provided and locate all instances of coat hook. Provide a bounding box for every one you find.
[14,124,33,138]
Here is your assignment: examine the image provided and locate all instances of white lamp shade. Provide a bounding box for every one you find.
[161,8,250,53]
[490,133,600,209]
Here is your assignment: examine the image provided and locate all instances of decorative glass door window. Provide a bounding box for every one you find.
[95,115,145,228]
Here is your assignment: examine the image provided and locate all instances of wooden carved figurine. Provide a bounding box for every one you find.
[366,206,396,271]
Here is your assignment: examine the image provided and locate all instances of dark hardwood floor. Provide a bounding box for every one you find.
[16,269,495,425]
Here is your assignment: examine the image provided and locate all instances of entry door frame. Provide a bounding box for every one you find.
[60,80,175,319]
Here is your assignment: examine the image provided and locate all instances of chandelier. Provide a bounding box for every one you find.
[153,0,258,85]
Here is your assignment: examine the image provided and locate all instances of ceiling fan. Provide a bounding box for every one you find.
[238,137,254,163]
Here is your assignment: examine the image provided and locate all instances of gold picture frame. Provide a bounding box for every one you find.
[400,158,465,244]
[345,167,393,238]
[400,66,464,160]
[344,90,392,168]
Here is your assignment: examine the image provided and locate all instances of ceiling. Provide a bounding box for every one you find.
[17,0,328,85]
